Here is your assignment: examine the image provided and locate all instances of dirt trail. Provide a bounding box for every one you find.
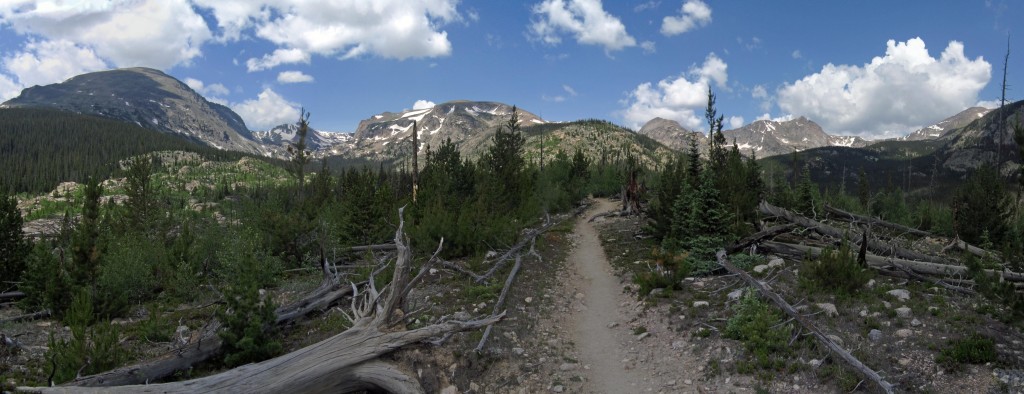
[570,199,646,392]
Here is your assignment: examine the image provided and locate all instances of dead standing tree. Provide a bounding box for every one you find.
[19,208,503,394]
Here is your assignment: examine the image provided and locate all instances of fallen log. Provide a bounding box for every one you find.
[478,204,587,283]
[0,310,50,324]
[823,205,930,237]
[760,241,1024,283]
[725,223,797,254]
[25,207,503,393]
[943,237,1003,261]
[0,291,26,302]
[760,202,952,265]
[715,250,896,394]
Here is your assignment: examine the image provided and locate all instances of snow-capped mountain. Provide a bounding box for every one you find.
[638,116,868,158]
[901,107,992,141]
[637,117,707,151]
[1,67,262,154]
[252,123,355,159]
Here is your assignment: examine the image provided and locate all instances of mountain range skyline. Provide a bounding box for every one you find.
[0,1,1019,139]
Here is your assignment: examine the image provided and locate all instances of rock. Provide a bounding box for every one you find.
[898,358,911,366]
[637,332,650,340]
[575,293,585,300]
[896,307,912,319]
[896,329,913,338]
[559,363,578,371]
[882,301,892,309]
[727,289,744,301]
[866,279,876,288]
[869,329,883,342]
[753,265,770,273]
[470,382,480,392]
[175,325,190,344]
[608,322,619,328]
[477,302,487,309]
[440,386,459,394]
[525,297,533,304]
[552,385,564,393]
[816,303,838,317]
[684,379,693,385]
[649,288,665,297]
[809,359,822,367]
[911,318,922,327]
[887,289,910,301]
[429,268,439,275]
[768,258,785,268]
[826,334,844,347]
[859,309,869,317]
[692,301,709,308]
[513,347,525,356]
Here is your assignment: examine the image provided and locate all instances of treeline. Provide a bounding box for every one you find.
[0,107,251,193]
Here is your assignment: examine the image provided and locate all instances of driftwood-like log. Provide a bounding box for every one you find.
[760,241,1024,283]
[478,204,587,283]
[944,237,1002,261]
[0,291,26,302]
[24,207,503,393]
[824,205,930,237]
[715,250,896,394]
[760,202,951,265]
[1,310,50,324]
[725,223,797,254]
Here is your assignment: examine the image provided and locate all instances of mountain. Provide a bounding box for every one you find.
[902,107,991,141]
[935,101,1024,174]
[0,67,262,154]
[252,123,355,159]
[637,117,707,151]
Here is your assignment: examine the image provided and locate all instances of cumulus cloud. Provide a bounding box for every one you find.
[277,71,314,84]
[247,48,311,72]
[791,50,802,59]
[184,77,230,97]
[563,84,578,96]
[976,99,1002,109]
[195,0,462,69]
[529,0,637,52]
[2,39,107,89]
[751,85,768,99]
[412,100,436,110]
[727,116,744,129]
[231,88,301,130]
[621,52,728,130]
[661,0,711,36]
[777,38,991,138]
[0,74,21,101]
[0,0,211,69]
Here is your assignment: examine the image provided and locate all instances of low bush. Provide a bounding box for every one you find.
[799,240,871,298]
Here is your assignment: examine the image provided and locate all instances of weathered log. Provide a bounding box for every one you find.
[760,241,1024,283]
[823,205,931,237]
[944,237,1003,261]
[478,205,587,283]
[724,223,797,254]
[23,207,504,393]
[0,291,26,302]
[760,201,952,265]
[0,310,50,324]
[715,250,896,394]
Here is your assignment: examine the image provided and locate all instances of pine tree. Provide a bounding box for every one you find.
[953,164,1009,245]
[705,87,727,171]
[71,177,103,287]
[796,166,817,217]
[481,106,528,213]
[124,156,157,233]
[857,167,870,210]
[288,109,311,193]
[0,189,30,283]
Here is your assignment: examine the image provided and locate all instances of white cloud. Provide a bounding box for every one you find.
[184,77,230,97]
[246,48,311,72]
[634,1,661,12]
[661,0,711,36]
[2,39,107,89]
[195,0,462,69]
[412,100,436,110]
[529,0,637,52]
[563,84,578,96]
[0,74,21,101]
[755,113,794,122]
[727,116,744,129]
[620,52,728,130]
[976,99,1002,109]
[277,71,314,84]
[640,40,656,55]
[543,94,566,102]
[0,0,211,69]
[751,85,768,99]
[777,38,991,138]
[231,88,301,130]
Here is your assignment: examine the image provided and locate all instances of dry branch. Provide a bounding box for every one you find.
[475,254,522,352]
[0,310,50,324]
[24,207,503,393]
[724,223,797,254]
[715,250,896,394]
[0,291,26,302]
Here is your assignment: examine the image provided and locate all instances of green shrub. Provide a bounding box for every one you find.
[217,273,281,367]
[937,334,996,369]
[636,248,691,296]
[46,290,128,384]
[799,240,871,297]
[95,236,161,317]
[725,293,793,376]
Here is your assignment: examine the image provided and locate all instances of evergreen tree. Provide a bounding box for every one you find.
[857,167,870,210]
[686,134,702,187]
[124,156,157,233]
[71,177,103,288]
[288,109,311,193]
[705,87,727,171]
[795,166,817,216]
[952,164,1010,245]
[0,190,30,284]
[480,106,528,213]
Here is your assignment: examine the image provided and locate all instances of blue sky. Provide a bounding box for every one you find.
[0,1,1020,139]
